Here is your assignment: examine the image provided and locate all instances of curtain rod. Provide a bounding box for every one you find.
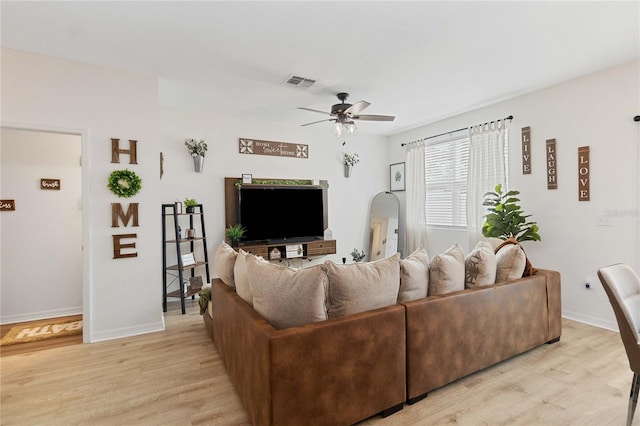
[401,115,513,147]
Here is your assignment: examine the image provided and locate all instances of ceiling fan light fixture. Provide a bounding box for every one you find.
[346,121,357,135]
[333,121,343,138]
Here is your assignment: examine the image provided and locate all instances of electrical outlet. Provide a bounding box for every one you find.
[596,215,612,226]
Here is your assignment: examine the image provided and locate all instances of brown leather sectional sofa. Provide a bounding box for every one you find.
[204,268,561,425]
[404,268,561,404]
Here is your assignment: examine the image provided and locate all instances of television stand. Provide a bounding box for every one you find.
[239,239,336,260]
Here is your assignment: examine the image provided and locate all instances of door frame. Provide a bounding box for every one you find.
[1,122,91,343]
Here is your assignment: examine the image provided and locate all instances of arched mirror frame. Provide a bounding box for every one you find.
[369,191,400,261]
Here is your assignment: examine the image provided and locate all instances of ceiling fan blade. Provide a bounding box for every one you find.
[298,107,332,116]
[344,100,370,116]
[301,118,335,127]
[352,114,395,122]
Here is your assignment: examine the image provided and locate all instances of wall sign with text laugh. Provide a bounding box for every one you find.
[546,139,558,190]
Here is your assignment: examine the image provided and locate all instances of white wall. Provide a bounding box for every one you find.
[390,60,640,330]
[1,128,82,322]
[158,106,390,279]
[0,47,391,340]
[1,48,163,342]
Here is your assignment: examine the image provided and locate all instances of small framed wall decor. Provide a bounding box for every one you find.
[242,173,253,184]
[390,162,405,192]
[189,276,203,292]
[181,252,196,267]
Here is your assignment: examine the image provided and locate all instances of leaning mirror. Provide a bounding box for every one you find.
[369,191,400,261]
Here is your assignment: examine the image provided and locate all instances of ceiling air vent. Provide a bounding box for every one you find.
[282,74,316,89]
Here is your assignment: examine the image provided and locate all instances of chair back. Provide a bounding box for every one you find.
[599,264,640,372]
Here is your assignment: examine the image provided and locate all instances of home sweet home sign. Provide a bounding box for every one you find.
[110,138,139,259]
[239,138,308,159]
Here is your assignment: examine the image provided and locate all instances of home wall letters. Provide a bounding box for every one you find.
[110,138,139,259]
[111,138,138,164]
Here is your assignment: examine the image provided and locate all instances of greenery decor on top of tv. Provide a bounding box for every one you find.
[107,169,142,198]
[482,184,541,242]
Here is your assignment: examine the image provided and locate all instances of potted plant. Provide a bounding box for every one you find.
[184,198,198,214]
[481,184,541,242]
[343,152,359,177]
[350,248,366,262]
[185,138,208,173]
[225,224,246,247]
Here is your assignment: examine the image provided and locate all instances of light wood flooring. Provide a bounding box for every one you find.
[0,314,83,357]
[0,299,632,425]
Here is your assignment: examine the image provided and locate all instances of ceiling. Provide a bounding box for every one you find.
[2,1,639,136]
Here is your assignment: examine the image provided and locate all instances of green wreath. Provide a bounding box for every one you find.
[108,169,142,198]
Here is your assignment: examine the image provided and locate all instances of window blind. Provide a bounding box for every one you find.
[425,135,469,227]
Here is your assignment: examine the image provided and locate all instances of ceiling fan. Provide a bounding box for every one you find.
[299,92,395,137]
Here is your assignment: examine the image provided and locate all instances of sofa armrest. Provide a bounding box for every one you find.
[212,279,274,425]
[535,268,562,341]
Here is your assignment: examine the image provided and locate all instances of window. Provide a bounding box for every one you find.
[424,135,469,227]
[424,129,509,228]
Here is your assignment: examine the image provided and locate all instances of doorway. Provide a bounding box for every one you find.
[0,128,83,338]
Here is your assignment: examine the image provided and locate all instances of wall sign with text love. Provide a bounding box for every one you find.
[578,146,590,201]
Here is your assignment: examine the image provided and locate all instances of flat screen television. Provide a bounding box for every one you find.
[238,186,325,244]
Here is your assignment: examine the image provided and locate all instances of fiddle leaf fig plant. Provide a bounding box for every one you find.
[482,184,541,242]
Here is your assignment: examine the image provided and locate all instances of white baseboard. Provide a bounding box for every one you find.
[563,309,619,332]
[89,320,165,343]
[1,306,82,325]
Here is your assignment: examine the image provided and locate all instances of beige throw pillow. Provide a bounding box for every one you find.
[325,253,400,318]
[234,249,253,306]
[398,248,429,302]
[465,239,497,288]
[214,241,237,288]
[246,255,328,329]
[429,243,465,295]
[495,244,526,282]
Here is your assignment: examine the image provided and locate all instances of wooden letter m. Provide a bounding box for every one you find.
[111,203,139,227]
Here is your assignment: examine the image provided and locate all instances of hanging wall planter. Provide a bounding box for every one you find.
[185,138,208,173]
[343,152,359,178]
[193,155,204,173]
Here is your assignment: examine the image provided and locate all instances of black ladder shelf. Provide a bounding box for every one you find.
[162,203,210,314]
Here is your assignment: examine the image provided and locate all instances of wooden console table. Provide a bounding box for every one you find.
[239,239,336,260]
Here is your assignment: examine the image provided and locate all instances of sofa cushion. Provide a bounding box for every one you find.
[246,255,328,329]
[465,239,497,288]
[429,243,465,295]
[399,248,429,302]
[325,253,400,318]
[495,243,526,282]
[233,249,253,306]
[214,241,237,287]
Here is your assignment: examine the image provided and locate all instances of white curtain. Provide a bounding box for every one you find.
[405,142,428,254]
[466,120,508,248]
